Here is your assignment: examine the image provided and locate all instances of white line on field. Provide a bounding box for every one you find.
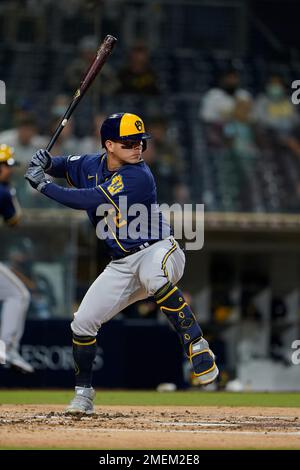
[158,420,300,428]
[95,427,300,436]
[251,415,298,420]
[157,421,237,427]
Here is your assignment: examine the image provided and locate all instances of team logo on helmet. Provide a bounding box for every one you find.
[100,113,151,151]
[135,120,143,132]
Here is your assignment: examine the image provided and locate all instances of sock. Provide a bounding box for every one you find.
[72,334,97,388]
[154,282,203,356]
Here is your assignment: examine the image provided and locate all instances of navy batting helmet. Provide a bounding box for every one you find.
[100,112,151,151]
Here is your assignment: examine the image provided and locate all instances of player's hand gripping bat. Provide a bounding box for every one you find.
[46,35,117,152]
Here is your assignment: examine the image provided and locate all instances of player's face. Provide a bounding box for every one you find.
[0,164,13,182]
[106,140,143,164]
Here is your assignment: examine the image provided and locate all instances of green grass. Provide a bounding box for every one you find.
[1,390,298,450]
[0,390,299,407]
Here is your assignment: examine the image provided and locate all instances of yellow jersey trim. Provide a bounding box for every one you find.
[156,286,178,304]
[104,216,131,253]
[66,172,75,187]
[98,183,120,213]
[161,239,177,278]
[99,177,130,254]
[72,339,96,346]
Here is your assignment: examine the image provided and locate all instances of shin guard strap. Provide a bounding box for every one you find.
[155,283,203,354]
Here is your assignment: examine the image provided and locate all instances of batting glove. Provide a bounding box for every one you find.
[24,165,51,192]
[30,149,52,171]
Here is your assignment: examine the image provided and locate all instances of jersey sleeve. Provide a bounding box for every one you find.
[47,156,68,179]
[41,182,108,210]
[40,163,153,211]
[98,165,153,208]
[47,154,86,187]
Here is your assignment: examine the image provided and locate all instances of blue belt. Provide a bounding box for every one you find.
[111,239,160,261]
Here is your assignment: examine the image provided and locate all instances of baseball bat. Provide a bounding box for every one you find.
[46,34,117,152]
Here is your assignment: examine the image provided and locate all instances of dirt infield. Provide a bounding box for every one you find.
[0,405,299,449]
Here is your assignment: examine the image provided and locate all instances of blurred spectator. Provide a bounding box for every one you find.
[224,96,258,161]
[0,115,47,165]
[253,75,299,136]
[79,113,106,155]
[253,75,300,160]
[2,98,36,130]
[200,68,251,125]
[50,94,70,121]
[0,115,48,206]
[224,96,265,212]
[117,43,160,95]
[63,36,119,96]
[143,117,190,205]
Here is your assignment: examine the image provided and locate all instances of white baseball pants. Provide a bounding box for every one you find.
[72,237,185,337]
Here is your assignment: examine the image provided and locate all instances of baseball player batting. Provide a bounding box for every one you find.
[25,112,218,414]
[0,144,34,373]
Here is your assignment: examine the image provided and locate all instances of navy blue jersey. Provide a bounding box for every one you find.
[44,153,171,258]
[0,182,20,226]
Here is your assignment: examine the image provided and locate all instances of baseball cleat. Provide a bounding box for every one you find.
[65,386,95,415]
[5,348,34,374]
[189,337,219,386]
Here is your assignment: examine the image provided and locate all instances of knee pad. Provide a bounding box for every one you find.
[154,282,203,354]
[71,316,98,338]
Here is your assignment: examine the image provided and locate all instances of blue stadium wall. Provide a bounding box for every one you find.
[0,320,187,389]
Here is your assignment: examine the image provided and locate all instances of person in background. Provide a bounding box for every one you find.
[63,36,119,96]
[253,74,300,158]
[224,95,258,161]
[200,68,251,126]
[253,75,299,135]
[117,43,160,96]
[0,115,47,206]
[79,113,107,155]
[143,117,190,205]
[0,115,47,166]
[0,144,34,373]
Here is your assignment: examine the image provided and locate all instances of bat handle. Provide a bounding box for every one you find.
[46,101,77,152]
[46,124,65,152]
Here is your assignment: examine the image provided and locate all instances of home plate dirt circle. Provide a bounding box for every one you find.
[0,405,299,449]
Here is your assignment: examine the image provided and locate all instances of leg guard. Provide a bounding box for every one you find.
[155,282,203,353]
[72,333,97,388]
[155,283,219,385]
